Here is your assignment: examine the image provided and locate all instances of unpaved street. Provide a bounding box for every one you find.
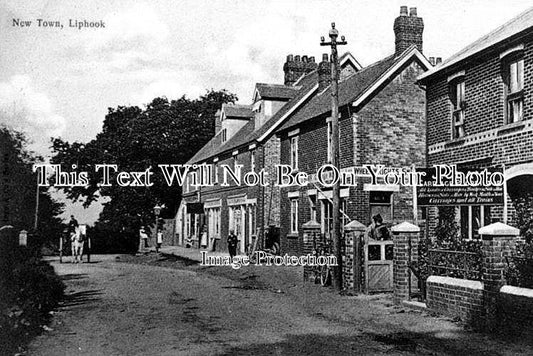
[27,254,533,355]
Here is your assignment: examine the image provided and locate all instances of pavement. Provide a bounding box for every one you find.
[147,245,234,262]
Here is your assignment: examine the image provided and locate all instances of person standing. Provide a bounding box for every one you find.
[139,226,149,252]
[227,230,238,259]
[366,214,390,241]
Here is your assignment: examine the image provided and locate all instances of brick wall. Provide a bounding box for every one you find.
[425,37,533,230]
[499,286,533,338]
[426,39,533,147]
[278,57,427,255]
[426,276,484,326]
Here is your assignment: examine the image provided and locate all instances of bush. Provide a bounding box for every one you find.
[0,230,65,355]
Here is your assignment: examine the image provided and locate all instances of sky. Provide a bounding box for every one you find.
[1,0,532,223]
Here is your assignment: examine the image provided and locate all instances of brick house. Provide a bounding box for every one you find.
[175,54,361,253]
[418,6,533,240]
[275,6,432,255]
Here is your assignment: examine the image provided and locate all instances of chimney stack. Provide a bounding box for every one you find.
[318,53,331,91]
[284,53,318,86]
[393,6,424,56]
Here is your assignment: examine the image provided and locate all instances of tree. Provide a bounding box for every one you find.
[51,89,237,250]
[0,126,65,244]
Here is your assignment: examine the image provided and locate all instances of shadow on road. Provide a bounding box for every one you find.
[61,273,89,281]
[59,289,104,308]
[219,330,509,356]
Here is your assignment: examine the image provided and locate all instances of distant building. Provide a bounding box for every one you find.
[418,6,533,239]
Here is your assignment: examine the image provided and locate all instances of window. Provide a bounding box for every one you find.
[369,191,392,224]
[505,56,524,123]
[248,205,256,238]
[250,150,256,172]
[321,198,347,236]
[327,120,333,163]
[460,205,491,240]
[290,198,299,233]
[309,195,317,221]
[450,80,465,139]
[221,128,227,143]
[290,136,298,170]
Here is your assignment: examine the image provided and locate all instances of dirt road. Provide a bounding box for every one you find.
[26,254,533,355]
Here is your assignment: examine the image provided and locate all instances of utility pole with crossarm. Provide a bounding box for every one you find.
[321,23,347,291]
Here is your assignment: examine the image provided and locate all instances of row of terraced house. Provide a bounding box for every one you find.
[174,5,533,262]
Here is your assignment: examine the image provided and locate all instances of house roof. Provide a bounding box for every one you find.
[187,71,318,164]
[254,83,300,101]
[188,47,430,164]
[279,46,431,132]
[222,104,254,119]
[419,6,533,82]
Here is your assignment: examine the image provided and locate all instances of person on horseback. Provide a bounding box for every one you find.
[68,215,79,234]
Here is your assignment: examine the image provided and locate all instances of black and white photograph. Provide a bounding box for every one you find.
[1,0,533,355]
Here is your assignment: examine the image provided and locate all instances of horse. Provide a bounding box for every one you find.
[71,228,84,263]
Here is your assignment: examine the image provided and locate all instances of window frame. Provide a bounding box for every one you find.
[503,54,524,124]
[290,198,299,234]
[449,78,466,139]
[290,136,299,170]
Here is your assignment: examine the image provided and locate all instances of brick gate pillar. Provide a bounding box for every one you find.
[302,220,321,282]
[343,220,366,292]
[392,222,420,304]
[479,222,518,332]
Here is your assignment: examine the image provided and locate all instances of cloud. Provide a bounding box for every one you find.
[79,3,172,73]
[0,75,66,155]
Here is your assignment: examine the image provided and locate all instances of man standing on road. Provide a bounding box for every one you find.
[227,230,238,260]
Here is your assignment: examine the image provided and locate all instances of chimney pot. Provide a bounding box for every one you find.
[302,55,308,63]
[394,6,424,56]
[295,55,301,62]
[429,57,435,65]
[322,53,329,61]
[436,57,442,64]
[309,56,315,63]
[287,54,294,62]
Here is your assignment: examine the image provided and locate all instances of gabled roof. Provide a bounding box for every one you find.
[222,104,254,119]
[187,71,318,164]
[339,52,363,71]
[253,83,300,101]
[419,6,533,82]
[279,46,431,132]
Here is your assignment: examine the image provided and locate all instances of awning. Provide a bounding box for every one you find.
[186,203,204,214]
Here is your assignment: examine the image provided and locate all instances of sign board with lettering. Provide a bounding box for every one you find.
[416,167,504,206]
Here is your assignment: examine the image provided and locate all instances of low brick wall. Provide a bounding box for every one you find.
[499,286,533,337]
[426,276,484,325]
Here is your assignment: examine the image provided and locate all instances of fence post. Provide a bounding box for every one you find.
[302,220,321,283]
[344,220,366,292]
[392,222,420,304]
[479,222,518,332]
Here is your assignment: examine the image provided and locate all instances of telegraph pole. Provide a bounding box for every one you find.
[321,23,347,291]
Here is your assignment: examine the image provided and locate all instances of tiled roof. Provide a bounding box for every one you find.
[419,6,533,81]
[279,54,397,131]
[187,72,318,164]
[255,83,300,100]
[223,104,254,118]
[187,47,429,164]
